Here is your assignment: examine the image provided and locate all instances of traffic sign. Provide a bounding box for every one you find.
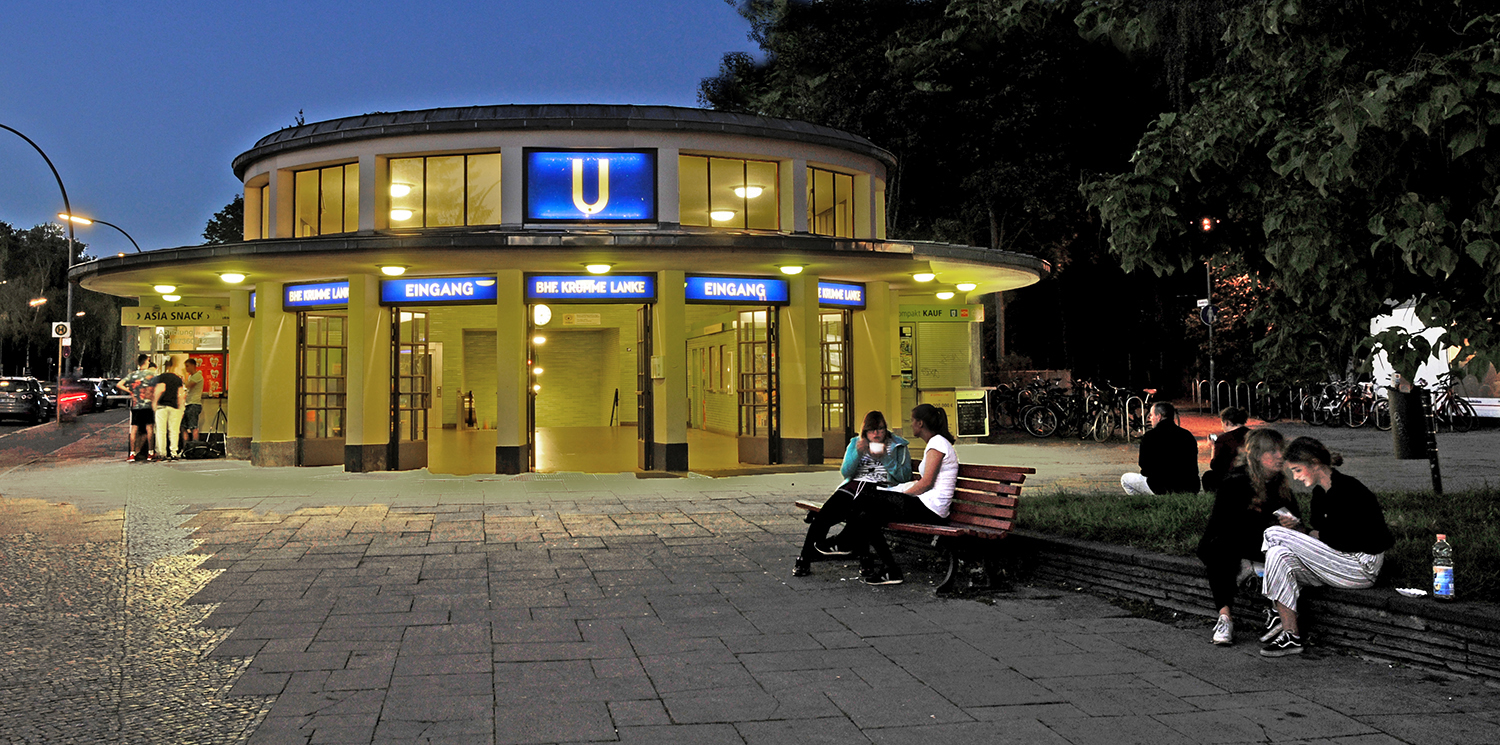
[51,322,71,338]
[1199,304,1217,326]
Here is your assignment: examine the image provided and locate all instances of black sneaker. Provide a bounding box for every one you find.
[1259,630,1303,657]
[1259,608,1284,643]
[814,541,852,556]
[793,557,811,577]
[863,570,904,586]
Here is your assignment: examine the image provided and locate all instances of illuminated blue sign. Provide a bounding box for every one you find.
[250,291,256,315]
[685,276,789,305]
[525,150,655,222]
[381,276,498,306]
[526,275,656,302]
[284,281,349,310]
[818,281,866,308]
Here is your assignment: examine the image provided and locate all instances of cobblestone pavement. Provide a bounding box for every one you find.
[2,420,1499,743]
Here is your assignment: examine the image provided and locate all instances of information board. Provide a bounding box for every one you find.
[956,395,989,437]
[525,150,656,222]
[189,353,226,397]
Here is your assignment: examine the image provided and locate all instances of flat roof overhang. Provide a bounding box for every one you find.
[71,230,1048,303]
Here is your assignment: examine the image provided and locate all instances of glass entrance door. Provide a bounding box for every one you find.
[391,310,429,470]
[637,304,654,470]
[297,313,346,466]
[737,307,779,464]
[821,310,853,456]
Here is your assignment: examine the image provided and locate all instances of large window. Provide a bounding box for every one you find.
[298,314,346,440]
[388,153,502,228]
[294,164,359,237]
[680,155,779,230]
[258,184,269,240]
[393,311,429,444]
[807,166,853,238]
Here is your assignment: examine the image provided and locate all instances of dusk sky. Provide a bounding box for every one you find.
[2,0,755,254]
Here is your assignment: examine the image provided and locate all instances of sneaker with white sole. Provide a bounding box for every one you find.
[862,570,904,586]
[1259,608,1284,643]
[1212,614,1234,645]
[814,541,852,556]
[1259,629,1303,657]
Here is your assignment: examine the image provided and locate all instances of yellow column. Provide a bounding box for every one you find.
[252,281,297,466]
[652,270,688,470]
[853,282,899,435]
[495,269,529,473]
[780,274,823,464]
[344,274,391,472]
[227,289,254,458]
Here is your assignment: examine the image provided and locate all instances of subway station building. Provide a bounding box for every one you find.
[72,105,1047,475]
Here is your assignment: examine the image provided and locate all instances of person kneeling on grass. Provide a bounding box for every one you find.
[1258,436,1394,658]
[793,410,912,577]
[839,403,959,586]
[1197,428,1300,646]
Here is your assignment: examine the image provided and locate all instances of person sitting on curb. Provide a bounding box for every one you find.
[1121,402,1200,495]
[1202,406,1251,492]
[793,410,912,577]
[1258,436,1394,658]
[1197,428,1299,646]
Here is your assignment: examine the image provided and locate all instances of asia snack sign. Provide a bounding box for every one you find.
[525,275,657,302]
[284,281,350,310]
[380,277,498,306]
[120,306,232,326]
[525,150,656,222]
[685,276,789,305]
[817,281,865,308]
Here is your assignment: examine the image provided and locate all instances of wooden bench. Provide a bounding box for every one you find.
[795,463,1036,592]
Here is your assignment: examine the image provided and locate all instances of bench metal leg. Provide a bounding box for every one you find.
[934,540,959,593]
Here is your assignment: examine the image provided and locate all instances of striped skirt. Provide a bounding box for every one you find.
[1261,526,1384,612]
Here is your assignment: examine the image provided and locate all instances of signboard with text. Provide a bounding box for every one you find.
[525,275,657,302]
[898,305,984,323]
[525,149,656,222]
[284,281,350,310]
[817,281,866,309]
[121,306,233,326]
[685,275,789,305]
[381,276,498,306]
[189,353,226,397]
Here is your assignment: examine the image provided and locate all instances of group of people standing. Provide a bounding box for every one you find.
[116,353,204,462]
[793,403,961,586]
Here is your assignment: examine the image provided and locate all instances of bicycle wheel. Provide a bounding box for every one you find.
[1445,397,1476,433]
[1259,394,1283,423]
[1023,406,1058,438]
[1344,398,1370,428]
[1091,411,1115,442]
[1372,398,1392,431]
[1302,396,1328,426]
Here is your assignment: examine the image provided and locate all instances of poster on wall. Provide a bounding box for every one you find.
[190,353,226,396]
[899,325,915,388]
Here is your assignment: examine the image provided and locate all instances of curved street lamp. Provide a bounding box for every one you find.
[59,213,142,253]
[2,124,82,383]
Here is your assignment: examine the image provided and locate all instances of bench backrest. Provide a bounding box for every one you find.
[948,464,1035,534]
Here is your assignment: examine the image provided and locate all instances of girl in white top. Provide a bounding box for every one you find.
[842,403,959,585]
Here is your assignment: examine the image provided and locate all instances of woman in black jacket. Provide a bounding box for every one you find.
[1258,436,1395,658]
[1197,428,1298,646]
[1201,407,1250,492]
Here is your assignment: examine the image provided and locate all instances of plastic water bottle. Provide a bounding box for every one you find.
[1432,534,1455,601]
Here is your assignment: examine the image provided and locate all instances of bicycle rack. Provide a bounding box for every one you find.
[1252,381,1269,419]
[1194,378,1210,412]
[1215,380,1232,413]
[1124,396,1147,442]
[1234,381,1252,413]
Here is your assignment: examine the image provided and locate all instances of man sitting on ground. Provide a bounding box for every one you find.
[1121,402,1200,495]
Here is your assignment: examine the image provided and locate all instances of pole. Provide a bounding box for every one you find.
[1,124,77,380]
[1206,255,1215,413]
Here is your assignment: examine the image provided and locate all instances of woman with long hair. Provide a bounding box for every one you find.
[793,410,912,577]
[840,403,959,585]
[1258,436,1394,657]
[1201,406,1251,492]
[1196,428,1299,646]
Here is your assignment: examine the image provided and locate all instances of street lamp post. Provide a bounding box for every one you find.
[59,214,143,253]
[2,124,78,380]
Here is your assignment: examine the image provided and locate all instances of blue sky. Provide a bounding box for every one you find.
[1,0,754,253]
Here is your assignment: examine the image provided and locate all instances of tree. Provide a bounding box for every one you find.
[0,222,124,377]
[203,194,244,244]
[1076,0,1500,382]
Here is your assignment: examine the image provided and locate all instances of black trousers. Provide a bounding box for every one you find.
[845,489,944,572]
[799,480,882,560]
[1196,527,1265,610]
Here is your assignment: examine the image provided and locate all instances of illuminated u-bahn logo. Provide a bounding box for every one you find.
[526,149,655,222]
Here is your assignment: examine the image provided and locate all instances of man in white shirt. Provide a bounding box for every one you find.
[181,358,205,446]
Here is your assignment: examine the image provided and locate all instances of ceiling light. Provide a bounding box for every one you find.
[533,367,544,375]
[390,183,412,197]
[585,263,613,274]
[475,279,496,287]
[936,291,955,300]
[912,272,935,283]
[162,294,182,302]
[380,265,407,276]
[733,186,763,198]
[220,273,246,284]
[779,265,804,275]
[76,311,86,317]
[390,209,414,221]
[533,384,542,392]
[956,282,977,292]
[153,284,176,293]
[710,210,736,222]
[532,335,546,345]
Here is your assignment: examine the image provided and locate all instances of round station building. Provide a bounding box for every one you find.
[71,105,1047,474]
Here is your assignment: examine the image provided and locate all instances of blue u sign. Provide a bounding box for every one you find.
[526,150,656,222]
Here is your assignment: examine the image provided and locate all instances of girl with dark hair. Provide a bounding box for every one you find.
[839,403,959,585]
[793,411,912,577]
[1258,436,1394,658]
[1201,407,1251,492]
[1196,428,1299,646]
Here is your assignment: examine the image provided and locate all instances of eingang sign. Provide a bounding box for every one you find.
[685,275,789,305]
[525,149,656,222]
[381,276,498,306]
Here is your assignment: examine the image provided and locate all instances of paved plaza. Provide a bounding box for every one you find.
[2,416,1498,744]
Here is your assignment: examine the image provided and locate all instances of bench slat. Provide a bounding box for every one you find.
[952,464,1035,482]
[795,463,1028,550]
[890,522,1009,539]
[947,514,1013,532]
[952,491,1019,508]
[950,502,1017,520]
[954,479,1022,495]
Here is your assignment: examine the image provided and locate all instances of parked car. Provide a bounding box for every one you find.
[77,378,112,411]
[0,377,48,425]
[40,381,57,419]
[55,379,91,420]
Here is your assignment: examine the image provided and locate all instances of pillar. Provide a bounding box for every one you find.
[344,274,391,472]
[853,282,901,436]
[652,270,688,470]
[501,146,525,227]
[495,270,529,473]
[251,280,297,465]
[780,274,823,464]
[227,289,254,459]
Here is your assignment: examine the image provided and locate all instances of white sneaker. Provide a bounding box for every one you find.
[1212,614,1234,645]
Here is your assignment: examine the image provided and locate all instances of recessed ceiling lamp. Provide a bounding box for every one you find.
[390,209,414,221]
[935,291,955,300]
[390,183,412,197]
[532,335,546,345]
[911,272,935,283]
[585,263,613,275]
[533,384,541,392]
[220,273,247,284]
[710,210,736,222]
[380,265,407,276]
[153,284,176,293]
[475,278,496,287]
[733,186,763,198]
[778,265,804,275]
[956,282,977,292]
[162,294,182,302]
[533,367,544,375]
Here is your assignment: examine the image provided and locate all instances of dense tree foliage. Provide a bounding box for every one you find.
[203,194,244,245]
[0,222,125,377]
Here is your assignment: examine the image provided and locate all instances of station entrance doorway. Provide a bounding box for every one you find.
[296,312,346,466]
